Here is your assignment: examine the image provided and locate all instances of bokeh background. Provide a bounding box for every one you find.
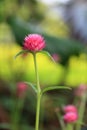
[0,0,87,130]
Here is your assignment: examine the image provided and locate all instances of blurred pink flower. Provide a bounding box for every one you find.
[63,105,77,113]
[17,82,27,97]
[63,112,78,123]
[52,53,60,62]
[75,84,87,97]
[23,34,45,52]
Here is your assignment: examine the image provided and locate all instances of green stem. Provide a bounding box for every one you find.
[66,124,73,130]
[35,93,41,130]
[33,53,41,93]
[76,91,87,130]
[33,52,41,130]
[56,112,65,130]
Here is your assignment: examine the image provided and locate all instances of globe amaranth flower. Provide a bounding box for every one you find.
[23,34,45,52]
[63,112,78,123]
[63,105,77,113]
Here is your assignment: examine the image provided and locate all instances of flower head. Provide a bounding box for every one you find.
[63,112,78,123]
[23,34,45,52]
[63,105,77,113]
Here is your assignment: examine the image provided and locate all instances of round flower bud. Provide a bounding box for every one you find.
[63,105,77,113]
[63,112,78,123]
[23,34,45,52]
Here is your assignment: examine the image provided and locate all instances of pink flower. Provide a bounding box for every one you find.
[52,53,60,62]
[75,84,87,97]
[17,82,27,97]
[23,34,45,52]
[63,105,77,113]
[63,112,78,123]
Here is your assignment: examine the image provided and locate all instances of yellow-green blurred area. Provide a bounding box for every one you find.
[0,22,87,87]
[0,41,64,86]
[0,41,87,87]
[65,54,87,86]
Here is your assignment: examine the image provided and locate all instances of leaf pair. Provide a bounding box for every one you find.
[25,81,71,95]
[14,50,55,63]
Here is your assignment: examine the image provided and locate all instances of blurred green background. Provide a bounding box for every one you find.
[0,0,87,130]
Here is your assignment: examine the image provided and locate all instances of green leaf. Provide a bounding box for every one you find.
[40,50,55,63]
[25,82,37,93]
[42,86,71,94]
[14,50,29,59]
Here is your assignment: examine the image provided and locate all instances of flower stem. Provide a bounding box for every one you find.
[56,112,65,130]
[35,93,41,130]
[66,124,73,130]
[33,53,41,93]
[33,53,41,130]
[76,90,87,130]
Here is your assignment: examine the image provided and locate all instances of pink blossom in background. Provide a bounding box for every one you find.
[63,105,77,113]
[75,84,87,97]
[52,53,60,62]
[63,112,78,123]
[17,82,27,97]
[23,34,45,52]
